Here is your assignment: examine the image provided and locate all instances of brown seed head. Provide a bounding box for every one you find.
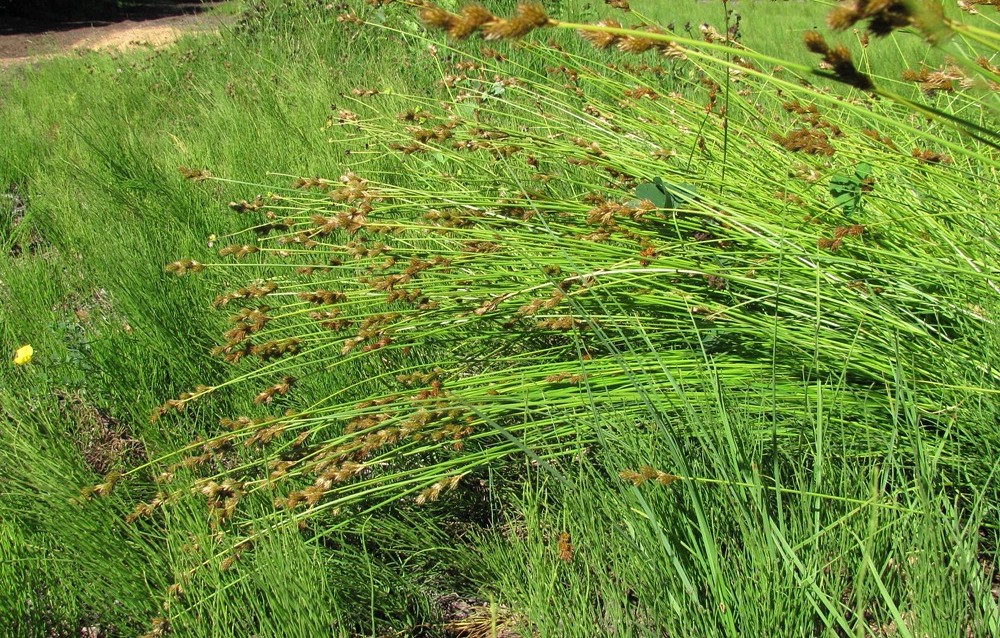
[827,46,873,90]
[419,5,458,31]
[482,3,551,40]
[557,532,574,562]
[618,34,656,53]
[619,469,645,486]
[827,6,861,30]
[578,20,621,49]
[825,45,853,67]
[449,4,495,39]
[164,258,204,276]
[803,30,829,55]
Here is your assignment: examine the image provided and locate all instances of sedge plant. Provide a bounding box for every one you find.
[73,0,1000,632]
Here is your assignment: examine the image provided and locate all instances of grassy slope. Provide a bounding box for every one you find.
[1,1,998,636]
[0,3,505,634]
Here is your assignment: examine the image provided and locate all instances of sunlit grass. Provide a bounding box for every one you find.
[2,0,999,635]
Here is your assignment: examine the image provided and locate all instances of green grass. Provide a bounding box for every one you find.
[482,406,1000,637]
[2,0,999,635]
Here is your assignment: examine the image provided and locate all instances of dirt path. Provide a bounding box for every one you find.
[0,4,230,69]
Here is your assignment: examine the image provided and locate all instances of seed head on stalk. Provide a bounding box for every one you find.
[419,2,555,40]
[803,31,874,90]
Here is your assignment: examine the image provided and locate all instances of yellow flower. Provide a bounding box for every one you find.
[13,344,33,366]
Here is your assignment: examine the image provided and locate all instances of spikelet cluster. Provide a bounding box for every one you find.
[826,0,947,40]
[773,128,836,156]
[557,531,574,562]
[415,473,465,504]
[164,258,205,276]
[178,166,211,181]
[901,65,975,94]
[578,20,685,59]
[419,3,553,40]
[619,465,681,487]
[803,31,873,90]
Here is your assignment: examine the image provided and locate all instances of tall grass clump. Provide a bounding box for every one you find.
[473,369,1000,636]
[75,0,1000,632]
